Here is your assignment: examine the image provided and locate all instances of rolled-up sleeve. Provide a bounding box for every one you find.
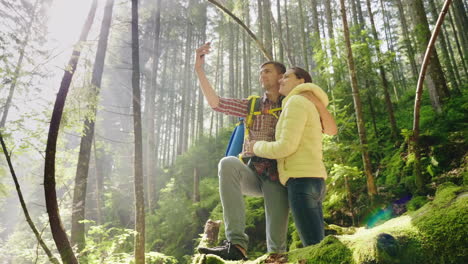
[212,97,249,117]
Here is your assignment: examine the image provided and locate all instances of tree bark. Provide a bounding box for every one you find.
[131,0,145,262]
[427,0,459,93]
[339,0,377,197]
[44,1,98,263]
[412,0,452,194]
[71,0,115,252]
[395,0,419,80]
[365,0,398,140]
[193,167,200,202]
[276,0,284,62]
[447,9,468,76]
[298,0,309,71]
[409,0,450,112]
[1,133,60,264]
[263,0,273,57]
[0,0,40,128]
[144,0,162,211]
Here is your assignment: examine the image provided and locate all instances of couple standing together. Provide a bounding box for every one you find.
[195,42,337,261]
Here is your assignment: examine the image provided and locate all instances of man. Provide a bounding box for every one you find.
[194,42,289,260]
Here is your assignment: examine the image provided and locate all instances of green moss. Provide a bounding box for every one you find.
[411,183,467,264]
[287,236,354,264]
[406,196,428,211]
[194,184,467,264]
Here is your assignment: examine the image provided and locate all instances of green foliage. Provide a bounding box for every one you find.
[80,222,136,263]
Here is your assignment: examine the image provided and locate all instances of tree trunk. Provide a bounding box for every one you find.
[298,0,309,71]
[339,0,377,197]
[447,9,468,76]
[452,0,468,58]
[144,0,162,211]
[276,0,284,62]
[349,0,359,26]
[365,0,398,140]
[263,0,273,57]
[428,0,459,93]
[412,0,453,194]
[409,0,450,111]
[1,133,60,264]
[242,1,251,97]
[131,0,145,262]
[193,167,200,202]
[395,0,419,80]
[44,1,97,263]
[71,0,115,252]
[284,0,295,65]
[0,0,39,128]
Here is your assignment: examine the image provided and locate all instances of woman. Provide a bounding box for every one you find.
[246,67,336,246]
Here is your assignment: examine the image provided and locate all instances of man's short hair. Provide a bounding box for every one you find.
[260,61,286,74]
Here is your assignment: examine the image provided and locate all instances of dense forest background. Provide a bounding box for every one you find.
[0,0,466,263]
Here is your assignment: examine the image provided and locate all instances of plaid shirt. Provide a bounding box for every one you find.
[213,94,283,181]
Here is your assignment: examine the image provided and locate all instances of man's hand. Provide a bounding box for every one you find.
[243,140,256,156]
[195,42,211,71]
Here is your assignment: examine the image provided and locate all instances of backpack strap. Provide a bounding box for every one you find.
[245,95,260,140]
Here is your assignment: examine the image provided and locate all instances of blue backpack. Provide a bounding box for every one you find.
[225,96,281,157]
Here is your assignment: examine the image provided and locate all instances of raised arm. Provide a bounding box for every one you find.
[194,42,220,108]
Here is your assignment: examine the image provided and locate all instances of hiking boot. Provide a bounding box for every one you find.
[198,240,247,261]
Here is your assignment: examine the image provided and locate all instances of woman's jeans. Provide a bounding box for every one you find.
[287,177,326,247]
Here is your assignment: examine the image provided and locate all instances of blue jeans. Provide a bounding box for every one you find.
[287,177,326,246]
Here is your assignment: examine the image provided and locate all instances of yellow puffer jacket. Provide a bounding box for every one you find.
[253,83,328,185]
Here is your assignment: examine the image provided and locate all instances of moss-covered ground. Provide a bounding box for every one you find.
[192,183,467,264]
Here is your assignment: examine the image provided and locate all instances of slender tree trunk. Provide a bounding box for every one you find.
[284,0,295,65]
[428,0,459,92]
[131,0,145,262]
[0,0,39,128]
[409,0,450,112]
[276,0,284,62]
[178,3,193,155]
[1,134,60,264]
[447,9,468,76]
[412,0,452,194]
[298,0,309,71]
[193,167,200,202]
[365,0,398,140]
[443,26,462,92]
[242,1,251,97]
[263,0,273,57]
[395,0,419,79]
[44,1,98,263]
[349,0,359,26]
[71,0,115,252]
[452,0,468,57]
[339,0,377,197]
[93,138,102,225]
[144,0,162,211]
